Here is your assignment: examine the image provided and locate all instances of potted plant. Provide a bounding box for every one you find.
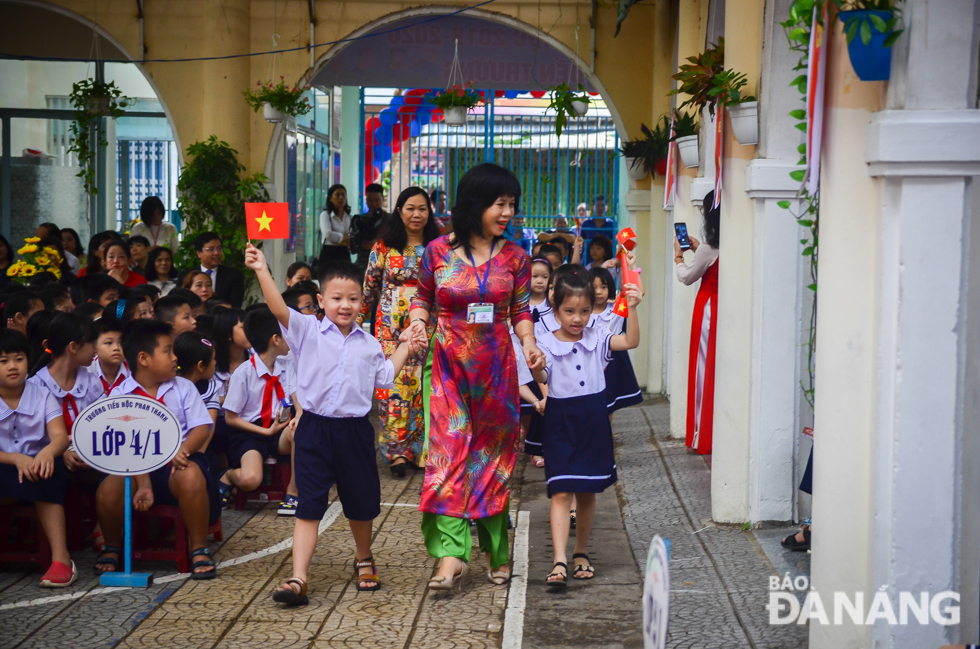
[671,111,701,169]
[429,82,481,127]
[68,79,132,195]
[709,69,758,145]
[244,77,313,123]
[620,117,671,180]
[669,38,725,116]
[547,83,592,139]
[838,1,904,81]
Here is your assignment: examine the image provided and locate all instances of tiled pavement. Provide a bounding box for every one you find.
[0,397,809,648]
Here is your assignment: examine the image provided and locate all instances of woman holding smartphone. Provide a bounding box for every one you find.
[673,191,720,455]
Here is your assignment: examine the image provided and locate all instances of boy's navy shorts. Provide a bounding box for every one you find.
[148,452,221,525]
[294,412,380,522]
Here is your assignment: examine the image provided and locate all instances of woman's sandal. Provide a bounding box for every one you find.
[781,526,811,551]
[487,567,511,585]
[545,562,568,590]
[190,547,217,580]
[272,577,309,606]
[428,558,468,591]
[353,557,381,592]
[93,546,122,576]
[572,553,595,580]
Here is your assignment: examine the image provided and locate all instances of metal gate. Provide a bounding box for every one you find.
[361,90,619,234]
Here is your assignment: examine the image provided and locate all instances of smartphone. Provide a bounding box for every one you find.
[675,222,691,251]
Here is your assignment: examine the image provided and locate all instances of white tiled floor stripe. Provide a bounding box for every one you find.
[502,510,530,649]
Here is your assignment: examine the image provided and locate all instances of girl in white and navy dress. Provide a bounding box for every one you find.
[589,267,643,413]
[532,263,644,589]
[523,257,554,463]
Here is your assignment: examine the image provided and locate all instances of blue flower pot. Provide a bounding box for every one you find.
[839,10,894,81]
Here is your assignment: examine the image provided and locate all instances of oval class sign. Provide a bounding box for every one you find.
[72,395,182,476]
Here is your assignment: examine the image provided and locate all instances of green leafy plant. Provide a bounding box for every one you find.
[68,79,133,195]
[428,83,482,109]
[619,117,671,176]
[837,0,904,47]
[670,111,700,139]
[669,39,725,115]
[175,136,269,301]
[709,69,757,107]
[547,83,591,139]
[244,77,312,116]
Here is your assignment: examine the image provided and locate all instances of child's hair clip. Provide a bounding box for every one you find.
[116,299,127,320]
[44,347,53,355]
[202,339,213,347]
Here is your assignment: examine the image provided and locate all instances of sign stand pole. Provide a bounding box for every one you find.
[99,476,153,588]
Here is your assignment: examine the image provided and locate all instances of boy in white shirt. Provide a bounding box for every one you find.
[218,307,300,515]
[90,318,130,396]
[245,244,416,605]
[95,320,220,580]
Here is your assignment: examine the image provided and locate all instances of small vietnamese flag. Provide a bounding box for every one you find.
[245,203,290,239]
[613,292,630,317]
[616,227,637,251]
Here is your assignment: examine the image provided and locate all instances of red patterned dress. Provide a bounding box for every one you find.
[411,236,531,519]
[359,240,432,465]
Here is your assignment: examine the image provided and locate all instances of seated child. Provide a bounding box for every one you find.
[154,294,197,335]
[0,330,75,587]
[90,317,130,396]
[218,307,301,516]
[95,320,221,580]
[244,243,413,605]
[78,274,121,307]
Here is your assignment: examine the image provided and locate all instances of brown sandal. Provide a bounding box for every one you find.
[354,557,381,592]
[272,577,309,606]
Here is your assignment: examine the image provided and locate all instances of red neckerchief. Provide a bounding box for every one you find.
[62,394,78,437]
[132,385,166,405]
[251,356,284,428]
[99,363,128,396]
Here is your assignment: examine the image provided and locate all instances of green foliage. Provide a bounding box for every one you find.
[669,39,725,115]
[836,0,904,47]
[243,78,312,116]
[708,69,757,107]
[68,79,133,195]
[547,83,591,139]
[619,116,671,176]
[175,136,269,300]
[670,111,700,139]
[428,83,482,109]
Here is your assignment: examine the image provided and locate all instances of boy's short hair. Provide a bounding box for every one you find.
[292,280,320,301]
[122,319,173,370]
[98,316,125,336]
[154,294,191,324]
[242,307,279,354]
[281,288,308,311]
[193,231,221,251]
[539,243,563,258]
[128,283,159,303]
[38,284,70,311]
[128,235,150,248]
[79,274,121,303]
[0,329,30,357]
[204,298,231,313]
[316,261,363,288]
[169,288,202,310]
[3,290,40,323]
[75,301,104,321]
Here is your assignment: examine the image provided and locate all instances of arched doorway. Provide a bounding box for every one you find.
[0,0,183,244]
[272,7,628,262]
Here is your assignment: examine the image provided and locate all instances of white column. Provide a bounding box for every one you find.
[340,86,360,207]
[865,109,980,649]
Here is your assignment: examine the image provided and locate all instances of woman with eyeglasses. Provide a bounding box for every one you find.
[358,187,440,477]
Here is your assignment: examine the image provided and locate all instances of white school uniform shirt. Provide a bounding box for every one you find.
[222,354,292,423]
[588,304,625,336]
[530,300,559,339]
[28,365,103,427]
[109,375,212,442]
[0,381,62,457]
[89,358,132,396]
[510,331,534,386]
[537,328,614,399]
[281,312,394,418]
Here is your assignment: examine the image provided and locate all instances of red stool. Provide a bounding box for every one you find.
[64,488,97,552]
[234,457,291,510]
[0,504,52,570]
[132,505,223,573]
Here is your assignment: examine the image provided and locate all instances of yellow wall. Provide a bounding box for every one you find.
[32,0,659,178]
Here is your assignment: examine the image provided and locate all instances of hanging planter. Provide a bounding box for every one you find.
[670,111,701,169]
[624,158,647,181]
[428,40,482,128]
[244,78,312,122]
[68,78,133,196]
[728,100,758,145]
[570,98,590,117]
[547,83,591,139]
[840,9,903,81]
[619,117,670,180]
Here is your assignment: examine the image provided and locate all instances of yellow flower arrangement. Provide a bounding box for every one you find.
[9,237,63,284]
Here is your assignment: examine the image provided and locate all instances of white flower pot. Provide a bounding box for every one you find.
[570,99,589,117]
[675,134,700,168]
[263,103,286,123]
[625,157,648,181]
[728,100,758,145]
[443,106,467,127]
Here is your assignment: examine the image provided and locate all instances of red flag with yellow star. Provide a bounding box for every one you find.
[613,293,630,318]
[245,203,289,239]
